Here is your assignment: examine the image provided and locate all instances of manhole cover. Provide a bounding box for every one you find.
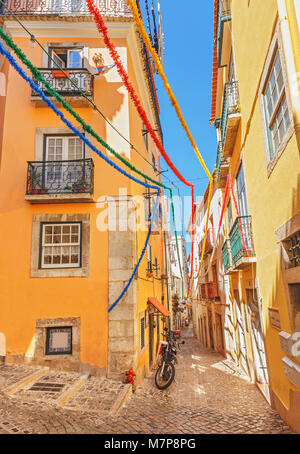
[29,382,65,392]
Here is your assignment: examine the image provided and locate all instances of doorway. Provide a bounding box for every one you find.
[233,289,249,376]
[208,309,214,350]
[246,288,269,385]
[149,313,154,367]
[215,313,225,354]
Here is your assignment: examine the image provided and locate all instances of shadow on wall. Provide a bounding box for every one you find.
[94,75,125,122]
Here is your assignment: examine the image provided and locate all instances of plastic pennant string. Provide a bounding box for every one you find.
[126,0,213,298]
[86,0,195,297]
[0,40,162,313]
[0,26,185,290]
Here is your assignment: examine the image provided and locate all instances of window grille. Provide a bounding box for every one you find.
[40,222,81,269]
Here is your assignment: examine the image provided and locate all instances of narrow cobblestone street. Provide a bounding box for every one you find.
[0,326,294,434]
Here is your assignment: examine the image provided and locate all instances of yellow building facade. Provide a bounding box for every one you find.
[211,0,300,431]
[0,1,170,385]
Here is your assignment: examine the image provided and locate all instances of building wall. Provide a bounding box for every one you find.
[222,0,300,430]
[0,18,168,379]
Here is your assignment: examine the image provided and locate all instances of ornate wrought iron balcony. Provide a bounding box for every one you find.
[31,68,93,105]
[26,159,94,202]
[199,282,219,301]
[229,216,255,265]
[220,80,241,157]
[0,0,131,17]
[216,0,231,66]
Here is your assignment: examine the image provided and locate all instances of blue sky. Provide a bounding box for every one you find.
[140,1,217,243]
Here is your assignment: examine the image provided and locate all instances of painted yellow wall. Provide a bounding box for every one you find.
[222,0,300,412]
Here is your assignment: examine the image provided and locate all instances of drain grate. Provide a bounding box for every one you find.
[29,382,65,392]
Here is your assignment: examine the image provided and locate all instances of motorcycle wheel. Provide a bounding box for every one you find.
[155,363,175,390]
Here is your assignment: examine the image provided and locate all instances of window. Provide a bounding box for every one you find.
[50,48,83,69]
[45,135,84,161]
[45,326,72,355]
[236,163,248,217]
[262,46,291,160]
[152,153,157,172]
[142,124,148,152]
[227,198,233,231]
[228,47,236,83]
[154,257,159,277]
[44,135,85,190]
[40,222,82,269]
[140,317,145,351]
[146,243,152,274]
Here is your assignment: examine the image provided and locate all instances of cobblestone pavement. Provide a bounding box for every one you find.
[0,326,295,434]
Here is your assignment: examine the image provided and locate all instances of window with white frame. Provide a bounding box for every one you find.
[40,222,81,269]
[262,46,291,160]
[45,135,84,161]
[227,198,233,231]
[146,243,152,274]
[236,163,248,217]
[44,135,85,190]
[50,47,83,69]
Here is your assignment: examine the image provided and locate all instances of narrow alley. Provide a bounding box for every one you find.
[0,326,293,434]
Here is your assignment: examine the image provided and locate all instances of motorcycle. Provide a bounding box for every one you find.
[154,328,185,390]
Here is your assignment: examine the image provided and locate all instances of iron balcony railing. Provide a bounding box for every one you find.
[0,0,131,17]
[222,239,231,272]
[216,0,231,65]
[229,216,255,264]
[220,80,240,147]
[200,282,219,301]
[26,159,94,195]
[31,68,94,98]
[286,233,300,268]
[216,141,229,180]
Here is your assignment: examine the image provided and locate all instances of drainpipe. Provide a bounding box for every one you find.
[277,0,300,146]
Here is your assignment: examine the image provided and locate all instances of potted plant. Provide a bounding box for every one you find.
[71,178,89,193]
[29,169,41,194]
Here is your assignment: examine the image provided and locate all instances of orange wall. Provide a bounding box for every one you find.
[0,32,167,371]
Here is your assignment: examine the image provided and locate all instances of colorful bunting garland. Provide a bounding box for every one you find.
[86,0,195,298]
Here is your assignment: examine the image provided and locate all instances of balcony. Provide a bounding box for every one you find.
[25,159,94,203]
[0,0,131,17]
[31,69,94,107]
[216,142,229,188]
[220,80,241,158]
[230,216,255,266]
[200,282,220,302]
[222,216,256,272]
[216,0,232,67]
[222,239,231,273]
